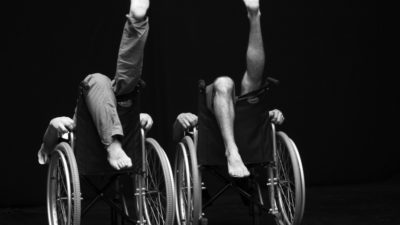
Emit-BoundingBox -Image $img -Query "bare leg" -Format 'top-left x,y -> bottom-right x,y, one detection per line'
241,0 -> 265,95
209,77 -> 250,178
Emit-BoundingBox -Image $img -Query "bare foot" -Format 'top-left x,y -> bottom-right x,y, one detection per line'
243,0 -> 260,17
129,0 -> 150,21
226,147 -> 250,178
107,140 -> 132,170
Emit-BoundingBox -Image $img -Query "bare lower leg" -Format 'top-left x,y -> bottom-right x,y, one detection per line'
241,0 -> 265,95
212,80 -> 250,178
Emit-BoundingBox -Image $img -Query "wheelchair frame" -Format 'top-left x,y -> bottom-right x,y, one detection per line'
174,121 -> 305,225
46,129 -> 176,225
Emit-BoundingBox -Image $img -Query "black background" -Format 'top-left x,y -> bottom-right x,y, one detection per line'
3,0 -> 396,207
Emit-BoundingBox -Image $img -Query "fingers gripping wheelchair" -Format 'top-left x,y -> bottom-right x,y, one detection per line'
45,81 -> 175,225
173,78 -> 306,225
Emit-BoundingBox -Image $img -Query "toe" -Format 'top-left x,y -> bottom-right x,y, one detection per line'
126,158 -> 132,168
121,160 -> 129,168
243,168 -> 250,177
118,160 -> 125,169
230,170 -> 240,178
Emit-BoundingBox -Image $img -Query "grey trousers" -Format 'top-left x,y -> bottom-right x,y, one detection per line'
73,15 -> 149,174
75,15 -> 149,147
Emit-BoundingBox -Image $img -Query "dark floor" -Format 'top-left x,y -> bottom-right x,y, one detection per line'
1,177 -> 400,225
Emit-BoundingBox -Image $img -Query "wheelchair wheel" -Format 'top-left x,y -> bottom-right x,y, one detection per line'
47,142 -> 81,225
141,138 -> 175,225
268,132 -> 305,225
161,145 -> 178,225
174,136 -> 201,225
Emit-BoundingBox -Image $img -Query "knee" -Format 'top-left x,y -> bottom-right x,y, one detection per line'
83,73 -> 112,90
213,76 -> 235,95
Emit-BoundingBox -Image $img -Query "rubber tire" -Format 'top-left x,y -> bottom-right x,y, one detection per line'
181,136 -> 202,225
142,138 -> 175,225
47,142 -> 81,225
269,132 -> 305,225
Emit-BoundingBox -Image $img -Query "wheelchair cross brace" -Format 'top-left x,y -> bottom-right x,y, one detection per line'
81,174 -> 138,224
201,166 -> 269,213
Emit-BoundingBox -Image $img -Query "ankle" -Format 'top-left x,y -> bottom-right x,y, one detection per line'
248,9 -> 261,19
127,12 -> 146,23
225,146 -> 239,157
107,136 -> 122,151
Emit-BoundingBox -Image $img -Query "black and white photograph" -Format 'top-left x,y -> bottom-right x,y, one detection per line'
2,0 -> 397,224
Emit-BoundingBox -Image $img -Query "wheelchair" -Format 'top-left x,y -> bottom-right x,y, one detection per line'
173,78 -> 306,225
45,80 -> 175,225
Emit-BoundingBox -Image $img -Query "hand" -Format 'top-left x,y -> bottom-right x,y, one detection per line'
268,109 -> 285,125
140,113 -> 153,132
176,113 -> 198,130
49,117 -> 75,135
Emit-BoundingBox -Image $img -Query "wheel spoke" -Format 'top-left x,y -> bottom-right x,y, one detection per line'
174,137 -> 200,225
146,193 -> 165,224
274,137 -> 297,223
144,143 -> 170,225
178,147 -> 194,224
278,183 -> 294,221
55,159 -> 68,225
47,144 -> 81,225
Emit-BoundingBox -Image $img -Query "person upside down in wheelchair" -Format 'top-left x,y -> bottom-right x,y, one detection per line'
173,0 -> 285,178
37,0 -> 152,171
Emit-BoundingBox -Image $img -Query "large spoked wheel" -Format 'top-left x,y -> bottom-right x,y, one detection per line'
268,132 -> 305,225
174,136 -> 201,225
141,138 -> 175,225
47,142 -> 81,225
